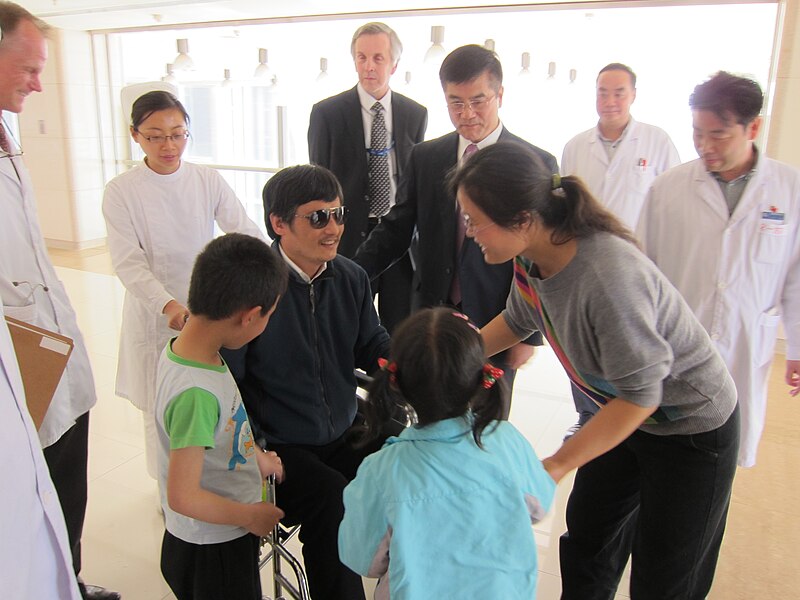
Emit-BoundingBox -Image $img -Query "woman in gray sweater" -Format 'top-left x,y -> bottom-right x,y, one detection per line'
449,142 -> 738,600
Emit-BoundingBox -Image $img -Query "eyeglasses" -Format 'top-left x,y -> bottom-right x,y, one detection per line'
447,95 -> 496,115
463,214 -> 496,236
296,206 -> 348,229
135,131 -> 190,144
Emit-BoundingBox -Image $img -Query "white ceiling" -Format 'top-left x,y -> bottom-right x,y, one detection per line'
27,0 -> 584,31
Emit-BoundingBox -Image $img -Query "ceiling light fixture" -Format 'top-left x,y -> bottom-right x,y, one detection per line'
173,38 -> 193,71
424,26 -> 446,63
162,63 -> 177,84
254,48 -> 272,80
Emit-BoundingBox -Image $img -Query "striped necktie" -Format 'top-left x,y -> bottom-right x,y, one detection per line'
368,102 -> 391,217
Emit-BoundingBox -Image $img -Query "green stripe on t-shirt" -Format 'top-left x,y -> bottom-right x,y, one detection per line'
164,388 -> 220,450
166,338 -> 227,373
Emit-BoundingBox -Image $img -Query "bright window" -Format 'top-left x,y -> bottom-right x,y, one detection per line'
102,2 -> 779,231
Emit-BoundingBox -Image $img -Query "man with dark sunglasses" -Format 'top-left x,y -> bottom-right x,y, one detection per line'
222,164 -> 390,600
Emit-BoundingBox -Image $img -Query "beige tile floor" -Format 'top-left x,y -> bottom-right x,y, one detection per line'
50,247 -> 798,599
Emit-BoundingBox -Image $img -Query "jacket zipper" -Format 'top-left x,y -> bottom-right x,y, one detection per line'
309,283 -> 334,435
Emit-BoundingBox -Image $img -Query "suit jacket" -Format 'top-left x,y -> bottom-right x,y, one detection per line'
308,86 -> 428,258
353,128 -> 558,344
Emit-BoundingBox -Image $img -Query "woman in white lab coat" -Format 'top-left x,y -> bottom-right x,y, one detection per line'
102,91 -> 265,478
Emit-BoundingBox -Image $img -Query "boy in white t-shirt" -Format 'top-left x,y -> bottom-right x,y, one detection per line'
154,233 -> 288,600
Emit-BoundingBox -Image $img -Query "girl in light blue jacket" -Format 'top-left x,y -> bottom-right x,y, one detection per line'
339,307 -> 555,599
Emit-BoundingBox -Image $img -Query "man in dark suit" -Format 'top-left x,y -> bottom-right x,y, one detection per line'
308,22 -> 427,333
353,44 -> 558,416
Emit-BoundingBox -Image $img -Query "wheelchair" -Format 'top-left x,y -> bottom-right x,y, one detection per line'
259,473 -> 310,600
258,370 -> 404,600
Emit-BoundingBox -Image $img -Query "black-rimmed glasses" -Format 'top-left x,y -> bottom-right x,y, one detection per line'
135,131 -> 190,144
295,206 -> 348,229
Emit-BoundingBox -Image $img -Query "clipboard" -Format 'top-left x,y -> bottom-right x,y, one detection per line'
4,316 -> 73,430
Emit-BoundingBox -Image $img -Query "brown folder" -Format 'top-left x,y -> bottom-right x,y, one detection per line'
4,316 -> 73,430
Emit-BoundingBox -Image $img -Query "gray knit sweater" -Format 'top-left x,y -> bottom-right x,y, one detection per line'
503,232 -> 736,436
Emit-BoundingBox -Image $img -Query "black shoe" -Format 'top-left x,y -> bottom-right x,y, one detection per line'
81,584 -> 121,600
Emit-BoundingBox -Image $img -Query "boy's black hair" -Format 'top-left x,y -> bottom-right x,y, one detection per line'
262,164 -> 343,239
187,233 -> 287,320
360,307 -> 504,448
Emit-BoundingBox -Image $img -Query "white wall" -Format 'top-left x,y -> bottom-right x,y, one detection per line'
19,29 -> 108,248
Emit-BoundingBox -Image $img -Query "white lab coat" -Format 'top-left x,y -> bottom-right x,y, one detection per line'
0,136 -> 96,448
637,157 -> 800,467
0,309 -> 82,599
102,161 -> 265,415
561,119 -> 680,229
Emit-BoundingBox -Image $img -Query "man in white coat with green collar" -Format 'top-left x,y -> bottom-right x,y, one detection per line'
638,71 -> 800,467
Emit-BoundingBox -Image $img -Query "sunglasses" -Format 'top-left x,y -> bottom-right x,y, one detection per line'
296,206 -> 348,229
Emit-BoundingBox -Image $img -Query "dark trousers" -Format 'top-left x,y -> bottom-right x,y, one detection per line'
370,248 -> 413,337
571,382 -> 601,421
269,429 -> 386,600
560,405 -> 740,600
161,531 -> 262,600
365,216 -> 413,336
43,411 -> 90,579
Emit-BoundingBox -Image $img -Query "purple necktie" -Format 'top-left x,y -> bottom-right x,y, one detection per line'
450,144 -> 480,306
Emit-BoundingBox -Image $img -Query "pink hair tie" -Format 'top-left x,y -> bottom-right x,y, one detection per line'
451,311 -> 480,332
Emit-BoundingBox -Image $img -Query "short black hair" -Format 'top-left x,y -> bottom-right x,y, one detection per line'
597,62 -> 636,88
439,44 -> 502,91
187,233 -> 287,320
262,164 -> 342,239
131,90 -> 190,130
689,71 -> 763,126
